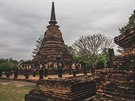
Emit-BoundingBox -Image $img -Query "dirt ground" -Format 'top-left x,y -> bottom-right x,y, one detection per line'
0,79 -> 36,87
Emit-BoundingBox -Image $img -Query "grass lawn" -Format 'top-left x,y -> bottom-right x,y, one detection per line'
0,83 -> 34,101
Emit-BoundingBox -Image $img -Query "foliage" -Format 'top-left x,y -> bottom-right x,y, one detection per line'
72,33 -> 113,68
66,45 -> 81,62
96,48 -> 110,67
119,10 -> 135,33
32,35 -> 44,58
0,58 -> 18,71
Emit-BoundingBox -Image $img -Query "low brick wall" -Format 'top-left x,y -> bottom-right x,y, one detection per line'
95,55 -> 135,101
25,77 -> 96,101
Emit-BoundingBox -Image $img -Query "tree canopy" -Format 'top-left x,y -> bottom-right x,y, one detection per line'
119,10 -> 135,33
0,58 -> 18,70
32,35 -> 44,58
72,33 -> 113,67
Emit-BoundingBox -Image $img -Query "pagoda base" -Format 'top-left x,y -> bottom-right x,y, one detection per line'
25,77 -> 96,101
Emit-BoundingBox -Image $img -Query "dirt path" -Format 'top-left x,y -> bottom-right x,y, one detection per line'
0,79 -> 36,87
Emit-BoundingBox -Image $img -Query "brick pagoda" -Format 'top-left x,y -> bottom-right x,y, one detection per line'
33,2 -> 72,64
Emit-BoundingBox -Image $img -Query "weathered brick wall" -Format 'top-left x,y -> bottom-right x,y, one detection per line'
25,77 -> 96,101
95,55 -> 135,101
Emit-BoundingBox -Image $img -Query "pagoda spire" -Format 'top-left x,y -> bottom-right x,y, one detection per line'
49,2 -> 57,25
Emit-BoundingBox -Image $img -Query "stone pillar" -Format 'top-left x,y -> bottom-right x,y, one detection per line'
58,63 -> 62,78
72,63 -> 76,77
108,48 -> 114,68
14,68 -> 18,79
0,68 -> 2,78
6,69 -> 10,78
44,64 -> 48,77
39,68 -> 44,80
32,68 -> 36,77
83,64 -> 87,75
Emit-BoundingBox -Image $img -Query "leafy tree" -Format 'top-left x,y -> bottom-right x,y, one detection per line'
66,45 -> 80,62
32,35 -> 44,58
0,58 -> 18,71
96,48 -> 110,67
119,10 -> 135,33
73,33 -> 113,68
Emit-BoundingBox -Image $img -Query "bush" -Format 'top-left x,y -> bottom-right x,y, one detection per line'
0,61 -> 18,71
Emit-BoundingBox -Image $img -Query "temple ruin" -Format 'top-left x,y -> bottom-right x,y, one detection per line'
33,2 -> 72,64
95,26 -> 135,100
25,1 -> 135,101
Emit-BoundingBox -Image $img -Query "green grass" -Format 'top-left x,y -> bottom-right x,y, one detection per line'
0,84 -> 34,101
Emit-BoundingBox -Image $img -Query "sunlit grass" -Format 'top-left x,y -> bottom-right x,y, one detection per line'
0,84 -> 34,101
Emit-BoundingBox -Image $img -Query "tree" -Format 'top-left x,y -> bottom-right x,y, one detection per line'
119,10 -> 135,33
73,33 -> 113,68
0,58 -> 18,71
32,35 -> 44,58
96,48 -> 110,67
66,45 -> 80,62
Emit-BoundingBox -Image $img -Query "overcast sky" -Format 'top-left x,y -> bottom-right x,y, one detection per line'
0,0 -> 134,60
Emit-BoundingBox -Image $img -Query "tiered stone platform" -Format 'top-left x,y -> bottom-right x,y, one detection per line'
114,28 -> 135,55
95,55 -> 135,101
25,77 -> 96,101
94,14 -> 135,100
